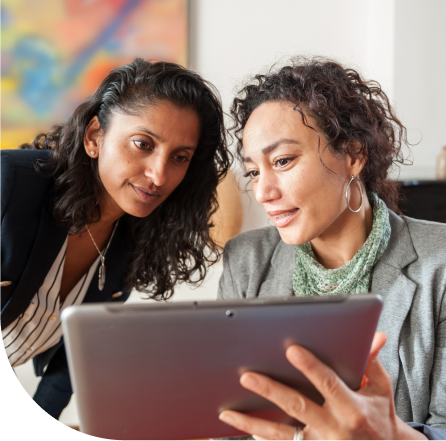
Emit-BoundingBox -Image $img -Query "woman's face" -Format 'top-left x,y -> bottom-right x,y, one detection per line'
242,101 -> 361,246
85,100 -> 200,219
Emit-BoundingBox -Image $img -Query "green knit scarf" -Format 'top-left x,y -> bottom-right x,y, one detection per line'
292,193 -> 391,296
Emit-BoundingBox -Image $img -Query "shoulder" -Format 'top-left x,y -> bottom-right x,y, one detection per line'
1,149 -> 51,170
1,149 -> 54,219
219,226 -> 283,299
405,216 -> 446,266
224,226 -> 283,262
405,217 -> 446,273
383,211 -> 446,307
222,226 -> 285,283
384,210 -> 446,267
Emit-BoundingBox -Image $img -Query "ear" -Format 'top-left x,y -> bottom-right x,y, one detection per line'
346,141 -> 367,179
84,116 -> 103,158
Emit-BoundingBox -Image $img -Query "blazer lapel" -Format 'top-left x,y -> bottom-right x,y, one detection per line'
371,211 -> 418,394
1,208 -> 66,329
258,238 -> 295,298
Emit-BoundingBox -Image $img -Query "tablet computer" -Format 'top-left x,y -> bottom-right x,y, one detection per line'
61,294 -> 382,440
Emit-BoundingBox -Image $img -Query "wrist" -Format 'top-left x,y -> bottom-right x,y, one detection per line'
396,418 -> 428,440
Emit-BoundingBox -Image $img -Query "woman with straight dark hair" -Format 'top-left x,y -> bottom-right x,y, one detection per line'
1,58 -> 231,419
218,57 -> 446,439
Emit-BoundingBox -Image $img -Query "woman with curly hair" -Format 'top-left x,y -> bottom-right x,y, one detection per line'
1,58 -> 231,419
218,57 -> 446,439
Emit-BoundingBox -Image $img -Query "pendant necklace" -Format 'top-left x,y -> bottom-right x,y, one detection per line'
86,219 -> 119,291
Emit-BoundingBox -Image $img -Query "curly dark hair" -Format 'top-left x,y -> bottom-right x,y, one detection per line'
230,56 -> 410,212
20,58 -> 232,299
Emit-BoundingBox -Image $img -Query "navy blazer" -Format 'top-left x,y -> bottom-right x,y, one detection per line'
1,149 -> 134,376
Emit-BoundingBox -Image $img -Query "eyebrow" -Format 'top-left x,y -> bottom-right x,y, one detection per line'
242,138 -> 300,162
135,126 -> 197,151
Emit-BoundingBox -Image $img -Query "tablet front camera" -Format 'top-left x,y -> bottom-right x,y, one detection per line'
226,310 -> 236,318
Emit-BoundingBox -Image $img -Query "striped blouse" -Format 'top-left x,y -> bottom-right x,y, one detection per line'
2,237 -> 101,368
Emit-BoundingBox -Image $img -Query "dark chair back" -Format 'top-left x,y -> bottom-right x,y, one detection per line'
399,180 -> 446,223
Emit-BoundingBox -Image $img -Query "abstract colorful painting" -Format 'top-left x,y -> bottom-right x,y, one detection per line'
1,0 -> 188,149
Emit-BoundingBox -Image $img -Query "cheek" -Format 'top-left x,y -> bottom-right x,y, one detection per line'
284,164 -> 345,238
167,165 -> 189,190
99,146 -> 139,183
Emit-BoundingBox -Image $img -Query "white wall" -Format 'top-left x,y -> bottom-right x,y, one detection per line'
393,0 -> 446,171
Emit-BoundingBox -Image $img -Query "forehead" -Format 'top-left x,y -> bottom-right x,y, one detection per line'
110,101 -> 200,138
243,101 -> 310,148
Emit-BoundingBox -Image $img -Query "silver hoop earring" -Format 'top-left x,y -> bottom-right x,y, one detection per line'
345,175 -> 364,213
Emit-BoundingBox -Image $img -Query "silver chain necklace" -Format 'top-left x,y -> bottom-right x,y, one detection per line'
86,220 -> 119,291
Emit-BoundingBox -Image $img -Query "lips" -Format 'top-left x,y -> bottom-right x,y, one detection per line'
131,184 -> 161,203
267,208 -> 299,228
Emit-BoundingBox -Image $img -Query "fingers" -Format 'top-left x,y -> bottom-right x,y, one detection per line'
252,436 -> 266,440
369,332 -> 387,361
219,410 -> 294,440
238,371 -> 328,428
286,345 -> 351,404
362,333 -> 393,393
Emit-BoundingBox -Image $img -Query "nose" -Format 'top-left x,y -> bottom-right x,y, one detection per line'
144,154 -> 168,187
253,170 -> 281,205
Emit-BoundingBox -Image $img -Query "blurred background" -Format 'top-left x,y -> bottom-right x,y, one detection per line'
2,0 -> 446,428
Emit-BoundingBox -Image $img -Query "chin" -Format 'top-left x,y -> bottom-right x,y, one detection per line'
122,203 -> 157,219
276,227 -> 310,246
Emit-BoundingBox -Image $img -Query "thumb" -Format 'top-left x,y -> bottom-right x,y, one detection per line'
369,332 -> 387,361
361,332 -> 388,390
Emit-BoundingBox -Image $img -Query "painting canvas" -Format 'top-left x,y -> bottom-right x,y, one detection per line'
1,0 -> 189,149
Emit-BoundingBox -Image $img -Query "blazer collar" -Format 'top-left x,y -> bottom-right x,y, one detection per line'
1,211 -> 134,329
375,210 -> 418,270
372,209 -> 418,394
1,208 -> 67,330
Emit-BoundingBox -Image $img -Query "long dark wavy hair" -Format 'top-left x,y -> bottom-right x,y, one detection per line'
20,58 -> 232,300
230,56 -> 411,212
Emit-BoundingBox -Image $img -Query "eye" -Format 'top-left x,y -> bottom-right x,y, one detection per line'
173,155 -> 190,164
243,170 -> 260,179
273,157 -> 294,168
133,139 -> 152,150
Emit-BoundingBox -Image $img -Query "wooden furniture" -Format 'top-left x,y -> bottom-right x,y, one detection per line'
211,170 -> 243,248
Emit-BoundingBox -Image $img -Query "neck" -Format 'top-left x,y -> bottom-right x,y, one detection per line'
90,193 -> 125,232
310,194 -> 373,269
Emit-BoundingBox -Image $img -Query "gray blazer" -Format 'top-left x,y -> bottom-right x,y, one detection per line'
218,210 -> 446,435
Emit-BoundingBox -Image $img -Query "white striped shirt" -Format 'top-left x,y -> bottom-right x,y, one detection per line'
2,237 -> 101,368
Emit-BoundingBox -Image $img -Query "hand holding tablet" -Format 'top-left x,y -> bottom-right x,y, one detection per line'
219,332 -> 425,440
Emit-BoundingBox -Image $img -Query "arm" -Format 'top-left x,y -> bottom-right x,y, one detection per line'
421,287 -> 446,434
1,152 -> 16,222
33,344 -> 73,420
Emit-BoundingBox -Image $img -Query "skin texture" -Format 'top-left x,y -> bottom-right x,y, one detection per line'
219,101 -> 426,439
58,101 -> 200,302
242,101 -> 372,269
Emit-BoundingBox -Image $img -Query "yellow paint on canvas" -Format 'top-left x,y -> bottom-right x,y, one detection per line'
1,129 -> 40,150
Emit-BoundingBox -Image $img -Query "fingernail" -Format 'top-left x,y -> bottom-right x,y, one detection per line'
240,373 -> 258,389
219,411 -> 234,424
